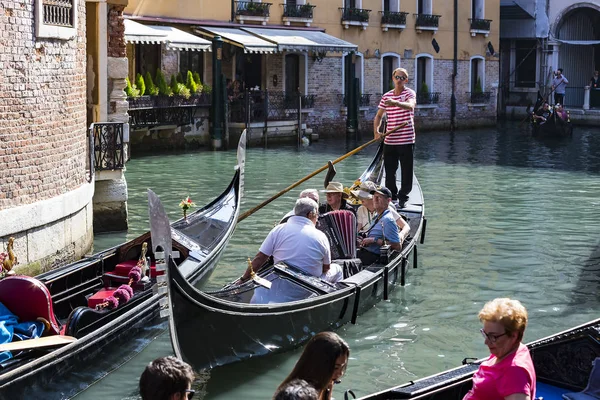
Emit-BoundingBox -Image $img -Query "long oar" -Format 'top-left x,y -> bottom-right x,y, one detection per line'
0,335 -> 77,352
237,122 -> 407,222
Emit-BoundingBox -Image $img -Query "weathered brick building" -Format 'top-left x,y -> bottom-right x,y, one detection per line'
0,0 -> 93,273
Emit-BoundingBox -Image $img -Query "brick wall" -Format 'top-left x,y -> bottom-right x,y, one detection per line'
108,5 -> 126,58
0,0 -> 88,209
162,46 -> 179,78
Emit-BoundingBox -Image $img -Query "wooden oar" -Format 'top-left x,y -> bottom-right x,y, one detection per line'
237,122 -> 408,222
0,335 -> 77,352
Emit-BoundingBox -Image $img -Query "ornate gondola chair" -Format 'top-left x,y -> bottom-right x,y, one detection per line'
563,357 -> 600,400
0,275 -> 61,336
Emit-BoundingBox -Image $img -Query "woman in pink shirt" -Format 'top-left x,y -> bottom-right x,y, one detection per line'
463,298 -> 536,400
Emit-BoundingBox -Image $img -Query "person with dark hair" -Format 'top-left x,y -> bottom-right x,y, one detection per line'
139,356 -> 195,400
551,68 -> 568,106
274,379 -> 319,400
275,332 -> 350,400
532,102 -> 551,125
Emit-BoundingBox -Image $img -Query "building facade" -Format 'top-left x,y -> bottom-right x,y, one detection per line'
0,0 -> 93,273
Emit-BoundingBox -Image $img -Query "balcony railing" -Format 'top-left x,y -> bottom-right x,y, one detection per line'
282,3 -> 315,18
416,92 -> 440,105
414,13 -> 441,28
91,122 -> 125,171
339,7 -> 371,23
469,18 -> 491,31
235,1 -> 272,17
230,90 -> 303,123
127,94 -> 211,129
338,93 -> 372,107
467,91 -> 491,103
380,11 -> 408,25
128,94 -> 211,109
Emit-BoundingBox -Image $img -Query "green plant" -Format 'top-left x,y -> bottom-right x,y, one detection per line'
474,77 -> 483,93
145,71 -> 159,96
124,76 -> 140,98
155,69 -> 172,96
135,73 -> 146,96
192,72 -> 204,93
420,81 -> 429,94
176,72 -> 184,84
202,84 -> 212,95
171,75 -> 191,99
186,71 -> 198,94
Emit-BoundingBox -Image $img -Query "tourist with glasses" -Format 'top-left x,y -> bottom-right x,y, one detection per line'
463,298 -> 536,400
139,356 -> 196,400
373,67 -> 417,209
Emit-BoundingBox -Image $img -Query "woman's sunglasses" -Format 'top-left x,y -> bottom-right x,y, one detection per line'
185,389 -> 196,399
394,75 -> 407,81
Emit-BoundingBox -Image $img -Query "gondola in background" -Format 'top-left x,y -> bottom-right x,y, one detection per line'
529,91 -> 573,138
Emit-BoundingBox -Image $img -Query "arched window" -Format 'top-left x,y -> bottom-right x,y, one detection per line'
381,53 -> 401,93
470,56 -> 485,92
414,53 -> 435,104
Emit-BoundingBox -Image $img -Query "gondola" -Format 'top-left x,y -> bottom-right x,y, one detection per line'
159,141 -> 426,371
353,317 -> 600,399
0,132 -> 246,396
532,111 -> 573,138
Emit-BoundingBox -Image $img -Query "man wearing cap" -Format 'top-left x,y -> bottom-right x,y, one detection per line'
373,67 -> 417,209
354,181 -> 411,236
357,186 -> 403,266
319,182 -> 356,216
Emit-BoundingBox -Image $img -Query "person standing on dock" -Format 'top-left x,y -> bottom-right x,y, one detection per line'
551,68 -> 568,106
373,68 -> 416,209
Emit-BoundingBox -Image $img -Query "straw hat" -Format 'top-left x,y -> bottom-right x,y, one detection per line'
322,182 -> 348,198
351,181 -> 376,200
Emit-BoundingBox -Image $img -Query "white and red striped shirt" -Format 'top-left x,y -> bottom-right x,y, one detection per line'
378,88 -> 416,145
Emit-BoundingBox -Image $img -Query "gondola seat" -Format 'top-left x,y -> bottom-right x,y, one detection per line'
87,287 -> 117,309
0,275 -> 61,335
563,357 -> 600,400
113,259 -> 162,278
332,258 -> 363,279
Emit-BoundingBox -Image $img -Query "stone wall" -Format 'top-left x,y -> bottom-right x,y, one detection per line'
0,0 -> 93,273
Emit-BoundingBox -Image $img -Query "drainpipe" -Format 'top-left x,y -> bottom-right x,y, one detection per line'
450,0 -> 458,131
231,0 -> 235,22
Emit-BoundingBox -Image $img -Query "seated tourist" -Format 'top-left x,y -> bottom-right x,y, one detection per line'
532,102 -> 551,124
242,198 -> 343,284
275,332 -> 349,400
354,181 -> 410,238
273,378 -> 319,400
281,189 -> 320,223
356,186 -> 402,266
139,356 -> 195,400
555,103 -> 568,121
319,182 -> 356,216
463,298 -> 536,400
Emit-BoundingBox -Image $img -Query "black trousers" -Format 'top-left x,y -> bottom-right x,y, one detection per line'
384,143 -> 414,202
554,93 -> 565,106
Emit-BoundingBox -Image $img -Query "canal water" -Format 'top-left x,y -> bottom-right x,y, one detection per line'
72,122 -> 600,400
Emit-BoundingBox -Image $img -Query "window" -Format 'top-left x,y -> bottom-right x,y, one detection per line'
344,0 -> 359,8
135,44 -> 161,77
383,0 -> 400,12
471,0 -> 484,19
342,53 -> 364,94
417,0 -> 432,14
514,40 -> 537,88
180,51 -> 204,83
381,54 -> 401,93
415,54 -> 435,104
470,56 -> 485,92
36,0 -> 77,40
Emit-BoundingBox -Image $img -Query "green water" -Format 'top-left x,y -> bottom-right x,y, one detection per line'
72,123 -> 600,400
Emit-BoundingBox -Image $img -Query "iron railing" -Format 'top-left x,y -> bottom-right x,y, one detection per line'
469,18 -> 491,31
229,90 -> 300,123
91,123 -> 125,171
282,3 -> 315,18
127,94 -> 211,129
235,1 -> 272,17
380,11 -> 408,25
414,13 -> 441,27
467,91 -> 492,103
127,94 -> 211,110
416,92 -> 440,105
42,0 -> 73,27
338,93 -> 372,107
339,7 -> 371,23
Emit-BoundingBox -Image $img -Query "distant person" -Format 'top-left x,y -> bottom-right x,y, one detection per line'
275,332 -> 349,400
273,379 -> 319,400
282,189 -> 320,222
463,298 -> 536,400
532,102 -> 551,124
357,186 -> 402,266
555,104 -> 568,121
319,182 -> 356,216
590,70 -> 599,89
551,68 -> 568,105
139,356 -> 195,400
373,67 -> 417,209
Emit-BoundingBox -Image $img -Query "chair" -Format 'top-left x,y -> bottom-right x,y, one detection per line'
563,357 -> 600,400
0,275 -> 61,335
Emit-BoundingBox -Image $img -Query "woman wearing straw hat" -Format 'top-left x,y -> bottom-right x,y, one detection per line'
353,181 -> 410,239
319,182 -> 356,216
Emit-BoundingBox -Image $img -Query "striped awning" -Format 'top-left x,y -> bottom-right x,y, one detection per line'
124,19 -> 211,51
195,26 -> 278,54
242,27 -> 358,53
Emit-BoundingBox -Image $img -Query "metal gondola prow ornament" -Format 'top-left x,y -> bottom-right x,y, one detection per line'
236,130 -> 247,202
148,189 -> 179,319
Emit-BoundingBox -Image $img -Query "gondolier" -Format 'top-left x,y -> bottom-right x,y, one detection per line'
373,68 -> 416,209
551,69 -> 568,106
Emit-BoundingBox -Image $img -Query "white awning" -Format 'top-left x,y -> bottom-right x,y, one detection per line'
124,19 -> 211,51
242,27 -> 358,53
555,39 -> 600,45
195,26 -> 278,54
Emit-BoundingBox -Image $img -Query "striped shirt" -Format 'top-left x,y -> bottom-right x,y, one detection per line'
378,88 -> 416,145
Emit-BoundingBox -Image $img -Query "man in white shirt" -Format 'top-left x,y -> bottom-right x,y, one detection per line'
551,68 -> 568,106
243,198 -> 343,283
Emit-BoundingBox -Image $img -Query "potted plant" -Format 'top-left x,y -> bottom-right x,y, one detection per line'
419,81 -> 430,104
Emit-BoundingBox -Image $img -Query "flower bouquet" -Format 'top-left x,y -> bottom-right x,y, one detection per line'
179,196 -> 196,220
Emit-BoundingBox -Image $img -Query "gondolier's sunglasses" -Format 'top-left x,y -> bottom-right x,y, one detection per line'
185,389 -> 196,399
394,75 -> 407,81
480,328 -> 507,343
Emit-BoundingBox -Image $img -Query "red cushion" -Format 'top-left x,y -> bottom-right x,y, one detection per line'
0,276 -> 61,335
114,259 -> 163,278
87,287 -> 117,308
